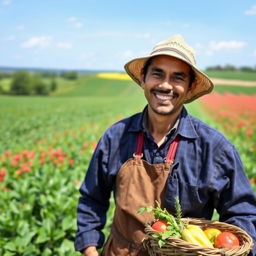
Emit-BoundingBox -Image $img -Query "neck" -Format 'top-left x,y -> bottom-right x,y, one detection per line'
147,107 -> 181,146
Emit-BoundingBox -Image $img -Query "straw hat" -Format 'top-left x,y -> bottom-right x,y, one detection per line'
124,34 -> 214,103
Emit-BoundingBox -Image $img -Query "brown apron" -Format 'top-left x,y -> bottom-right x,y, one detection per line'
103,132 -> 180,256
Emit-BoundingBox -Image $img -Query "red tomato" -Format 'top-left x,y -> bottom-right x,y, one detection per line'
214,231 -> 240,249
151,220 -> 168,232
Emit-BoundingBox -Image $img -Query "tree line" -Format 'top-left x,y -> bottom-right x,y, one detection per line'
205,64 -> 256,72
0,70 -> 78,96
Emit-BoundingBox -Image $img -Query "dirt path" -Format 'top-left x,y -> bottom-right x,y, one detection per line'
211,78 -> 256,87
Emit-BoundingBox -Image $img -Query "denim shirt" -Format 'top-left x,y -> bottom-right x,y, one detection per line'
75,107 -> 256,255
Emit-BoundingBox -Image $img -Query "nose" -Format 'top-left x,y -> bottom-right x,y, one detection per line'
159,79 -> 173,89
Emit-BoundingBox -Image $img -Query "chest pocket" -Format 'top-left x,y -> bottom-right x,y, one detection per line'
164,176 -> 215,220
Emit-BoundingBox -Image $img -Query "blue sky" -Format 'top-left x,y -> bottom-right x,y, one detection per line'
1,0 -> 256,71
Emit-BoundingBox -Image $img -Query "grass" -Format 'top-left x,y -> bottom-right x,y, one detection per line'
0,78 -> 11,91
0,94 -> 146,154
205,71 -> 256,81
52,74 -> 142,97
214,85 -> 256,95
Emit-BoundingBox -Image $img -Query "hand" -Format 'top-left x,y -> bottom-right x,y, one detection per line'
83,246 -> 99,256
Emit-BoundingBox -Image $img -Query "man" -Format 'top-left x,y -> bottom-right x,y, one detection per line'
75,35 -> 256,256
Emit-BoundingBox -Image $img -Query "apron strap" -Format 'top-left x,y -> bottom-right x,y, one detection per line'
134,132 -> 144,157
134,132 -> 180,163
165,135 -> 180,164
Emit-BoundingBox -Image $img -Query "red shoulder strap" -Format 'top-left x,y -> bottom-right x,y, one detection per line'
134,132 -> 144,157
134,132 -> 180,163
165,135 -> 180,164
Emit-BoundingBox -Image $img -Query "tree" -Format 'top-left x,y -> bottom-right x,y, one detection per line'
0,81 -> 3,94
10,71 -> 32,95
50,79 -> 57,92
240,66 -> 254,72
31,74 -> 49,95
60,71 -> 78,80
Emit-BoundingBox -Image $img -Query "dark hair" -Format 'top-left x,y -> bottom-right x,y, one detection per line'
189,68 -> 196,88
142,56 -> 196,88
141,58 -> 153,82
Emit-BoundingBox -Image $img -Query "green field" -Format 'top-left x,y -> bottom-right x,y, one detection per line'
214,85 -> 256,94
1,72 -> 256,154
205,70 -> 256,81
0,72 -> 255,255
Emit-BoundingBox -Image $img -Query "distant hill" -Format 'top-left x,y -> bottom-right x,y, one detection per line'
0,66 -> 121,75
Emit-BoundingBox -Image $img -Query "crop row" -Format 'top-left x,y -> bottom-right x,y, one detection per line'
0,92 -> 255,255
0,95 -> 145,256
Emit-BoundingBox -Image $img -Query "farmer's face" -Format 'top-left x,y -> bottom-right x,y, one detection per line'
141,55 -> 193,116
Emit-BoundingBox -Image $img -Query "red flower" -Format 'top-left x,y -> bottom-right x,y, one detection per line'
249,178 -> 256,184
22,150 -> 35,160
4,150 -> 12,157
40,156 -> 46,165
20,164 -> 31,173
11,159 -> 19,166
237,121 -> 245,128
14,154 -> 22,162
246,128 -> 253,136
91,141 -> 98,150
82,142 -> 89,149
0,168 -> 7,182
69,159 -> 75,165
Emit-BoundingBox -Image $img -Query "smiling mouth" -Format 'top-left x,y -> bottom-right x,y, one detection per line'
152,89 -> 177,101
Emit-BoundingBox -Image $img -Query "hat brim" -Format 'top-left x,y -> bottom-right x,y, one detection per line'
124,53 -> 214,104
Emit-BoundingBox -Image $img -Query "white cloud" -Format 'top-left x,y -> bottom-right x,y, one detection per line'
67,16 -> 78,22
2,0 -> 11,5
253,49 -> 256,56
21,36 -> 52,49
209,40 -> 246,51
244,5 -> 256,16
74,22 -> 84,28
57,42 -> 72,49
67,16 -> 84,29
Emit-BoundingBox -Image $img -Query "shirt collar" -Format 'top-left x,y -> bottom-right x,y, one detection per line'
128,106 -> 147,132
128,106 -> 198,140
142,110 -> 179,138
177,108 -> 199,139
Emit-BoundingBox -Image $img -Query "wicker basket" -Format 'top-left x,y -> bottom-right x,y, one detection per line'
143,218 -> 253,256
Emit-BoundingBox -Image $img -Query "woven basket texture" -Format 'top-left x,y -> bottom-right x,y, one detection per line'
144,218 -> 253,256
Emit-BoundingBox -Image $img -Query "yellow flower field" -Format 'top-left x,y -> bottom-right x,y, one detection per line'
97,72 -> 131,80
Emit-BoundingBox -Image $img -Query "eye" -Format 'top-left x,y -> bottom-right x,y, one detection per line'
151,71 -> 163,78
172,75 -> 185,82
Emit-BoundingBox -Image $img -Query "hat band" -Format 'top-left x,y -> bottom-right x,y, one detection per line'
150,47 -> 195,65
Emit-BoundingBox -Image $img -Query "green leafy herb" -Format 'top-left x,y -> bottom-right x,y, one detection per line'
138,197 -> 185,247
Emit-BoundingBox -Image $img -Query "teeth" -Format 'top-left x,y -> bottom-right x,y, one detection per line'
155,93 -> 173,100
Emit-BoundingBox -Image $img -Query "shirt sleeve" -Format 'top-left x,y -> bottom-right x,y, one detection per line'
74,134 -> 113,252
214,143 -> 256,256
